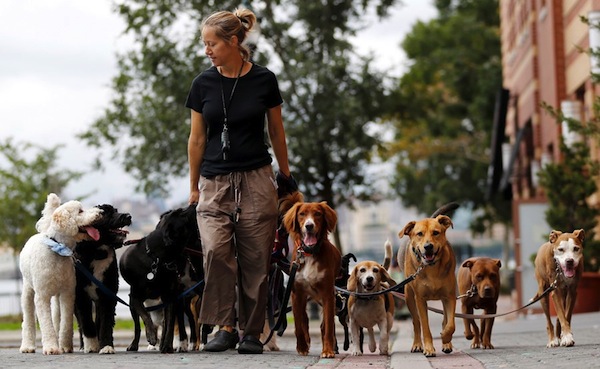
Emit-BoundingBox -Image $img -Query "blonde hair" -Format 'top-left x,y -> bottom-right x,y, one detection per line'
202,8 -> 257,61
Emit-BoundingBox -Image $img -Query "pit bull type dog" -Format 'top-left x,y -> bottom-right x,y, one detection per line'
399,214 -> 456,357
457,257 -> 501,349
533,229 -> 585,348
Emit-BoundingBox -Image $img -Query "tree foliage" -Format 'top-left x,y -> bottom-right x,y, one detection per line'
79,0 -> 397,214
384,0 -> 508,228
0,139 -> 83,254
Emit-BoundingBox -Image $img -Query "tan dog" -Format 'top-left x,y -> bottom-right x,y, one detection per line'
533,229 -> 584,348
347,241 -> 395,356
399,215 -> 456,357
457,257 -> 501,349
283,200 -> 341,358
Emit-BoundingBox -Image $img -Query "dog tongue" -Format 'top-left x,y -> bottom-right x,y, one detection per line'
85,226 -> 100,241
563,265 -> 576,278
303,234 -> 318,246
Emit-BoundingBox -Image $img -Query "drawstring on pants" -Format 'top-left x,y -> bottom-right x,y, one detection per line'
230,172 -> 243,224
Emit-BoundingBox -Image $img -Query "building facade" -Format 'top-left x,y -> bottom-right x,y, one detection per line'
498,0 -> 600,308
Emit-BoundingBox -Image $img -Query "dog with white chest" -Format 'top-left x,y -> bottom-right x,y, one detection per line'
19,193 -> 102,355
347,241 -> 395,356
533,229 -> 585,348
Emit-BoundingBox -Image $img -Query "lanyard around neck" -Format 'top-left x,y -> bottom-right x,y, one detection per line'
219,62 -> 244,127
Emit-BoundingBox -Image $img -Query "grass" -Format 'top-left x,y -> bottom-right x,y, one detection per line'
0,315 -> 138,331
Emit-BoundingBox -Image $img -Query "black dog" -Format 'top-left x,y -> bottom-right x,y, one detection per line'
119,204 -> 204,354
335,252 -> 357,352
74,204 -> 132,354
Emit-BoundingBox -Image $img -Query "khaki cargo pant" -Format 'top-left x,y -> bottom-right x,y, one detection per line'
196,165 -> 278,337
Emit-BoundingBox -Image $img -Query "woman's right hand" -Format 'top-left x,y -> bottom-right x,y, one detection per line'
189,190 -> 200,205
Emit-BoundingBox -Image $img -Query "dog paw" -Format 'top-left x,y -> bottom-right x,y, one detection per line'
19,346 -> 36,353
297,349 -> 309,356
441,342 -> 453,354
470,342 -> 480,349
264,342 -> 280,352
147,344 -> 158,351
560,333 -> 575,347
43,346 -> 62,355
379,348 -> 389,356
410,344 -> 423,353
464,332 -> 474,340
423,349 -> 436,357
99,345 -> 115,354
61,346 -> 73,354
547,338 -> 560,348
351,349 -> 363,356
320,350 -> 335,358
84,337 -> 99,353
368,341 -> 377,353
481,341 -> 494,349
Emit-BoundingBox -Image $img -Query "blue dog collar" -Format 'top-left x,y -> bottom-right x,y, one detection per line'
42,237 -> 73,257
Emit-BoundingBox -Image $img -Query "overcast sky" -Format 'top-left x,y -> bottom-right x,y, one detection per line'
0,0 -> 436,208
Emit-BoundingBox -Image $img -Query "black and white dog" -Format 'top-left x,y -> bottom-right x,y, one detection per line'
119,204 -> 204,354
74,204 -> 131,354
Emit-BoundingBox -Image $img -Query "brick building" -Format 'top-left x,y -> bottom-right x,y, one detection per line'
496,0 -> 600,308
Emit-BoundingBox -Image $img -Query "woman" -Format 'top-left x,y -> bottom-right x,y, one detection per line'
185,8 -> 296,354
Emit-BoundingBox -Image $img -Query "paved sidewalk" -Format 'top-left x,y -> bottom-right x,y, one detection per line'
0,298 -> 598,368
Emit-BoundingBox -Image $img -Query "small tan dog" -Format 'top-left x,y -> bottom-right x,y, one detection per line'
533,229 -> 584,348
457,257 -> 501,349
347,241 -> 395,356
399,214 -> 456,357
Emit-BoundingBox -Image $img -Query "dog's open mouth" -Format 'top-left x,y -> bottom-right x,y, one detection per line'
303,232 -> 318,247
561,262 -> 577,278
110,228 -> 130,236
423,249 -> 437,264
80,226 -> 100,241
362,283 -> 376,292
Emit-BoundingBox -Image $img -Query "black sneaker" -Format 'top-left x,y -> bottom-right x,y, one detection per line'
203,329 -> 239,352
238,335 -> 263,354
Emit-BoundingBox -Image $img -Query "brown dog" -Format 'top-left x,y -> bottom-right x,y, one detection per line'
533,229 -> 584,347
347,241 -> 395,356
399,215 -> 456,357
283,200 -> 341,358
457,257 -> 501,349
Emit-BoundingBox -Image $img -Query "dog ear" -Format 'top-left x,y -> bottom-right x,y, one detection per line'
549,230 -> 562,243
379,266 -> 396,286
494,259 -> 502,269
461,259 -> 474,269
573,229 -> 585,243
399,221 -> 416,238
50,206 -> 79,236
436,215 -> 454,229
283,202 -> 302,236
347,266 -> 358,291
319,202 -> 337,234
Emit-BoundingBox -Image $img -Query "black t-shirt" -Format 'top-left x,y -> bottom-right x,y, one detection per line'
185,63 -> 283,177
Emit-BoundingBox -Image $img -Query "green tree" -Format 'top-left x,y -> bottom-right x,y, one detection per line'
0,138 -> 83,254
79,0 -> 399,249
384,0 -> 509,230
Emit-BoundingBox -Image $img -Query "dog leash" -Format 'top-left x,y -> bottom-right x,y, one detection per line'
261,261 -> 299,346
334,264 -> 423,298
74,259 -> 206,311
390,281 -> 557,320
74,259 -> 131,307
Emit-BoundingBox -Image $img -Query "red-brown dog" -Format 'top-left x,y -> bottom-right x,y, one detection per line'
533,229 -> 584,347
457,257 -> 501,349
283,201 -> 341,358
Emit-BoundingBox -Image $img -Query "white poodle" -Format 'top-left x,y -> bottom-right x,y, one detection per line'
19,193 -> 102,355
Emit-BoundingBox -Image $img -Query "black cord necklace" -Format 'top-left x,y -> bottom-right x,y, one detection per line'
219,61 -> 244,161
